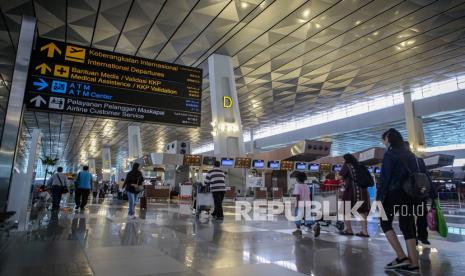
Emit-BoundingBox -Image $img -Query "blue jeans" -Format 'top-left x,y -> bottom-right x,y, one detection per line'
295,207 -> 313,228
128,192 -> 137,216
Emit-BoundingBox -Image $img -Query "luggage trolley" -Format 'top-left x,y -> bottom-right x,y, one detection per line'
310,182 -> 345,231
193,184 -> 214,218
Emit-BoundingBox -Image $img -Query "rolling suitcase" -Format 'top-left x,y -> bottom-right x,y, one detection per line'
140,196 -> 147,210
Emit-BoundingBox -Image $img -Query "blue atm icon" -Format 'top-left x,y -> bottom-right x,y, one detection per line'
51,80 -> 67,94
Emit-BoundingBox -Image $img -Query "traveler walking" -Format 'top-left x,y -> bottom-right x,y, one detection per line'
122,163 -> 144,219
338,154 -> 371,237
74,166 -> 93,211
379,128 -> 420,274
405,141 -> 435,245
292,171 -> 316,236
205,161 -> 226,220
47,167 -> 68,211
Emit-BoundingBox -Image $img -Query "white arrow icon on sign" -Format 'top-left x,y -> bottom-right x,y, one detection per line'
30,95 -> 46,107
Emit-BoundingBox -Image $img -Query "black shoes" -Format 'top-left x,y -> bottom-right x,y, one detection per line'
395,265 -> 420,274
419,239 -> 431,245
384,257 -> 410,270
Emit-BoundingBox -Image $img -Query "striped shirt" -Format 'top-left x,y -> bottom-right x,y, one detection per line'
205,168 -> 226,192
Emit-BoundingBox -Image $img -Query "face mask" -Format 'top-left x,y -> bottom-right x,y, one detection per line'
384,142 -> 390,149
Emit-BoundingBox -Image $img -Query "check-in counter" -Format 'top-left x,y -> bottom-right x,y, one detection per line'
145,185 -> 170,200
180,184 -> 192,199
272,187 -> 283,201
224,186 -> 236,201
254,187 -> 267,200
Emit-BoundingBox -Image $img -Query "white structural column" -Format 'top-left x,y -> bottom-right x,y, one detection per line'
88,159 -> 96,174
7,129 -> 41,230
403,88 -> 426,154
0,16 -> 36,211
128,125 -> 142,161
208,54 -> 245,157
249,129 -> 255,154
102,147 -> 111,181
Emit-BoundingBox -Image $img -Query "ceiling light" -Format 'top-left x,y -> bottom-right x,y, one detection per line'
315,23 -> 321,28
241,2 -> 249,8
355,20 -> 361,25
407,39 -> 415,45
303,9 -> 310,17
372,31 -> 379,36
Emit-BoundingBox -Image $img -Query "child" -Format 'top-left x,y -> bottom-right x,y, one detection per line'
293,171 -> 319,236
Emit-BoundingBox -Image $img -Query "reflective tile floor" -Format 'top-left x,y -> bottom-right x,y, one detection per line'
1,198 -> 465,276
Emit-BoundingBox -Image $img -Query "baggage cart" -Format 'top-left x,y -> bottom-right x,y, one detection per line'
309,183 -> 345,231
193,184 -> 214,218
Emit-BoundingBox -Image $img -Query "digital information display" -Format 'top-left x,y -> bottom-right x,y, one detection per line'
235,158 -> 251,168
308,163 -> 320,172
280,161 -> 294,171
25,38 -> 202,126
375,167 -> 381,174
267,161 -> 280,169
295,162 -> 307,171
319,163 -> 332,171
183,155 -> 202,166
221,158 -> 234,167
252,160 -> 265,169
368,166 -> 374,173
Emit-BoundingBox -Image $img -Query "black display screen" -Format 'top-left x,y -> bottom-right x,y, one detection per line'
202,156 -> 216,166
25,37 -> 202,126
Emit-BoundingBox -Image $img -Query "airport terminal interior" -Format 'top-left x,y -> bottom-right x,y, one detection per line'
1,0 -> 465,275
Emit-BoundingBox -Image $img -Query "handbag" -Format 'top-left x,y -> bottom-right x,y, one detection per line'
435,199 -> 448,237
427,207 -> 437,231
57,174 -> 69,194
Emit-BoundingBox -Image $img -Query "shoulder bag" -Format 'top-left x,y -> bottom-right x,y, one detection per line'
57,174 -> 69,194
399,156 -> 431,201
131,175 -> 144,193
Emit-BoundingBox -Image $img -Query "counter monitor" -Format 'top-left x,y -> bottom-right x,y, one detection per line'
252,160 -> 265,169
332,164 -> 343,173
375,167 -> 381,175
295,162 -> 307,171
267,160 -> 280,169
368,166 -> 374,174
221,158 -> 234,167
309,163 -> 320,172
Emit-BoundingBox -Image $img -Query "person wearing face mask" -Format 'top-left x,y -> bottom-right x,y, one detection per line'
378,128 -> 420,274
122,163 -> 144,219
405,141 -> 435,246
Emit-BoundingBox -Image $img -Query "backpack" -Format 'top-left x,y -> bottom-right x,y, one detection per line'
356,164 -> 375,188
399,157 -> 431,201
